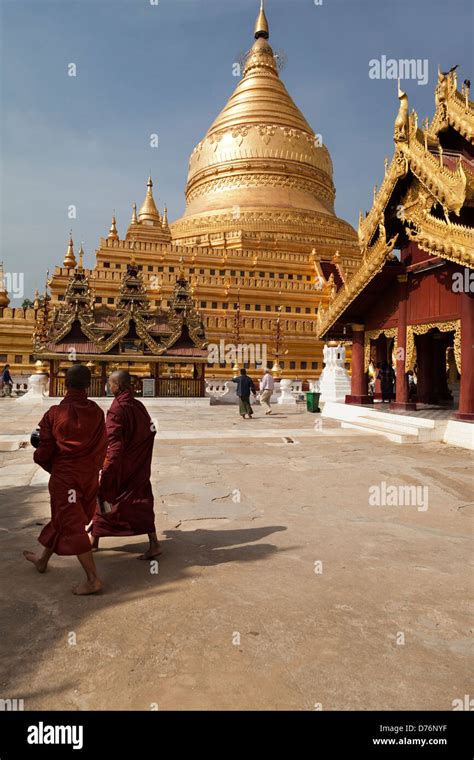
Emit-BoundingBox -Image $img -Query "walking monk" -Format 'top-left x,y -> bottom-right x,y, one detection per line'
23,364 -> 107,595
90,370 -> 161,560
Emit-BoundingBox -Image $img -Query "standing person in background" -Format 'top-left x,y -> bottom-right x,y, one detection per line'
232,368 -> 257,419
2,364 -> 13,397
378,360 -> 395,403
259,368 -> 274,415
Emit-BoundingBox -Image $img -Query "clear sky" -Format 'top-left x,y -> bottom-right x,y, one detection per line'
0,0 -> 472,300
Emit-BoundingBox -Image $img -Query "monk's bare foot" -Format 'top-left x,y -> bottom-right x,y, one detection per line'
23,550 -> 48,573
72,578 -> 103,595
138,545 -> 162,560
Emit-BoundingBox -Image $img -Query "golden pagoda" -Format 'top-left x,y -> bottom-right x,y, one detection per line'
0,1 -> 361,383
171,0 -> 357,255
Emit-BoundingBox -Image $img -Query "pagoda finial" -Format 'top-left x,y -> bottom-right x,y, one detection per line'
0,262 -> 10,308
162,204 -> 169,228
64,232 -> 76,269
77,244 -> 84,272
138,175 -> 161,224
178,256 -> 185,279
108,213 -> 119,240
34,289 -> 40,310
254,0 -> 269,40
131,203 -> 138,224
44,269 -> 50,299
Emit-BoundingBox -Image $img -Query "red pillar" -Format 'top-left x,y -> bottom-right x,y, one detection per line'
346,324 -> 373,405
391,275 -> 416,411
454,290 -> 474,421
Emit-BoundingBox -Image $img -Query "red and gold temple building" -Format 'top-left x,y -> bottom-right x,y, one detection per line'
318,69 -> 474,421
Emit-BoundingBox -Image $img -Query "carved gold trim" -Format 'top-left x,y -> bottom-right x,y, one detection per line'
364,328 -> 398,372
406,320 -> 461,373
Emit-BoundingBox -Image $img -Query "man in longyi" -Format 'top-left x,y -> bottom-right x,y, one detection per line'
23,364 -> 108,595
90,370 -> 161,560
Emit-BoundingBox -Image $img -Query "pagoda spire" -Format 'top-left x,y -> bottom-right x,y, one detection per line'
131,203 -> 138,224
138,176 -> 161,224
77,243 -> 85,272
162,204 -> 169,229
108,213 -> 119,240
63,232 -> 76,268
0,262 -> 10,308
254,0 -> 269,40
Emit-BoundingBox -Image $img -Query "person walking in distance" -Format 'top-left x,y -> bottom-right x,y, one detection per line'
232,368 -> 257,419
259,368 -> 274,415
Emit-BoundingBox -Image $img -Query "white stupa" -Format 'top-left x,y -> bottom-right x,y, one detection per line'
318,343 -> 351,403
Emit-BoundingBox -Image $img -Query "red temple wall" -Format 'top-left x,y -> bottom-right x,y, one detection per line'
364,261 -> 461,330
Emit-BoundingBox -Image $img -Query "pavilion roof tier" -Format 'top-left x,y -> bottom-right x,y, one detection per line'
34,261 -> 208,360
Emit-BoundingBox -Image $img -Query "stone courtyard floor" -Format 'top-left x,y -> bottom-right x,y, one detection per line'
0,398 -> 472,710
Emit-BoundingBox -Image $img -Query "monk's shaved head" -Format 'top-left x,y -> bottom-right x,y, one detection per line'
66,364 -> 91,390
108,370 -> 132,395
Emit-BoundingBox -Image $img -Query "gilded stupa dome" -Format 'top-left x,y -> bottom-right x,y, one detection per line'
171,1 -> 357,250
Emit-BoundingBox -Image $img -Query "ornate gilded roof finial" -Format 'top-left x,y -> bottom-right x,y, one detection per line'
462,79 -> 470,107
178,256 -> 185,279
162,205 -> 169,228
77,242 -> 84,272
64,231 -> 76,268
138,176 -> 161,224
34,289 -> 40,310
422,117 -> 429,151
0,262 -> 10,308
131,202 -> 138,224
394,79 -> 409,143
384,156 -> 389,175
44,269 -> 50,299
373,184 -> 377,203
254,0 -> 269,40
108,213 -> 119,240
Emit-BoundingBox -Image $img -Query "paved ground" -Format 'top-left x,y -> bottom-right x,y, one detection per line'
0,398 -> 472,710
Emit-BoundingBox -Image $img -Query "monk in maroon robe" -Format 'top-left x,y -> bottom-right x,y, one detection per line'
90,370 -> 161,559
23,364 -> 107,595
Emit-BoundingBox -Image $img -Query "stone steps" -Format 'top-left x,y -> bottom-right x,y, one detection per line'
341,416 -> 437,444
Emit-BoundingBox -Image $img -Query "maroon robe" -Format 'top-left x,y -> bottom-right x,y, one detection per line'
91,389 -> 156,537
34,389 -> 107,556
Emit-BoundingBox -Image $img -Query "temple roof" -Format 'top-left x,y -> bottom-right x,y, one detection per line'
318,69 -> 474,338
34,261 -> 208,359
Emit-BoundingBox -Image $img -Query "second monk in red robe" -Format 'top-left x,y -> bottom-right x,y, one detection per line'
91,370 -> 161,559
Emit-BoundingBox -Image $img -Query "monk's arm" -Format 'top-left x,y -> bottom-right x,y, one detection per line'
33,411 -> 56,473
99,411 -> 125,502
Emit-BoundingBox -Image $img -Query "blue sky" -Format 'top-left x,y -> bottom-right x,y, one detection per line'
1,0 -> 472,300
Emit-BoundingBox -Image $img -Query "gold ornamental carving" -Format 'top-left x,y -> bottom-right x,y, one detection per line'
405,320 -> 461,374
364,328 -> 398,372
